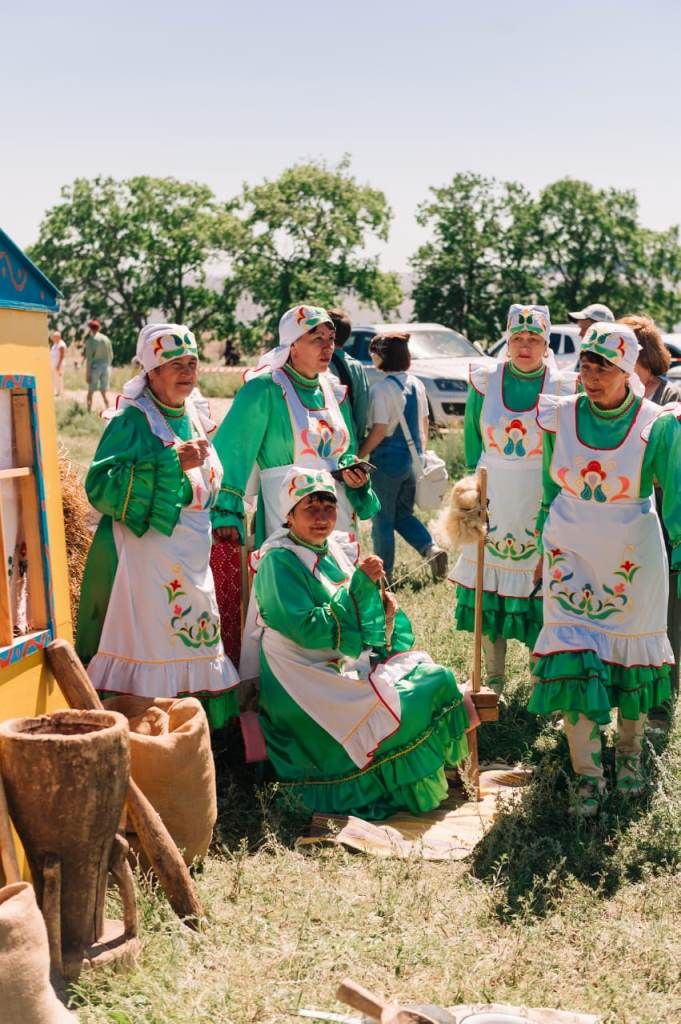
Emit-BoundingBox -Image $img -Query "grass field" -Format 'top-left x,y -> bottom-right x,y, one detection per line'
55,410 -> 681,1023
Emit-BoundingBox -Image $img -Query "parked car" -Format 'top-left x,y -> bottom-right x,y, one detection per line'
343,323 -> 492,427
488,323 -> 581,370
663,334 -> 681,379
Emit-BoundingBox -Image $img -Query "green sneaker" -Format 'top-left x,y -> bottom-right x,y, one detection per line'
569,777 -> 604,818
616,755 -> 644,795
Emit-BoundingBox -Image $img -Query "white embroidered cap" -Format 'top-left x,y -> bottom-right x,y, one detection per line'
580,322 -> 641,375
244,304 -> 334,382
506,304 -> 551,343
279,466 -> 337,521
122,323 -> 199,399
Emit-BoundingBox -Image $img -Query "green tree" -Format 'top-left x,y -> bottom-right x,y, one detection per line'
231,157 -> 402,348
411,172 -> 541,344
29,176 -> 240,363
532,178 -> 652,321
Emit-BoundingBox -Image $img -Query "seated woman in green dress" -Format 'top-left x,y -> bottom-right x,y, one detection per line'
75,323 -> 239,729
246,466 -> 470,819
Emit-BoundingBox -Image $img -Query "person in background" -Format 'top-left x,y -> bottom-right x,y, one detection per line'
620,313 -> 681,692
84,318 -> 114,412
568,302 -> 615,340
449,304 -> 575,693
49,330 -> 67,397
327,308 -> 371,444
359,331 -> 448,582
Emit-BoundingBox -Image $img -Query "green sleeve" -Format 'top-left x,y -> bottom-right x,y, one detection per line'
336,397 -> 381,520
85,408 -> 189,538
645,415 -> 681,573
534,430 -> 560,552
211,377 -> 273,539
463,387 -> 484,472
350,359 -> 371,442
254,550 -> 387,658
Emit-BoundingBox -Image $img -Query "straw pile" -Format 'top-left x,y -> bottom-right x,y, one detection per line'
58,451 -> 93,622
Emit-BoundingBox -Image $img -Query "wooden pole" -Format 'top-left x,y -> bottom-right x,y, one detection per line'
471,466 -> 488,694
46,640 -> 204,929
0,771 -> 21,885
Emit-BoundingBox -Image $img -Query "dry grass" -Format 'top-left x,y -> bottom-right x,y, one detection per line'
58,452 -> 94,622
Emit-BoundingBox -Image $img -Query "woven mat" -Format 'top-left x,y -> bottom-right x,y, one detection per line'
296,766 -> 532,862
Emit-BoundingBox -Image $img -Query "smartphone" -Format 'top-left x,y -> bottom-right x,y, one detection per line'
330,460 -> 376,480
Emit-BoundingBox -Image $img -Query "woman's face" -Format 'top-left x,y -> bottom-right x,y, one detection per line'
289,323 -> 335,378
507,330 -> 547,372
579,356 -> 628,408
287,493 -> 338,545
148,355 -> 199,407
634,358 -> 652,385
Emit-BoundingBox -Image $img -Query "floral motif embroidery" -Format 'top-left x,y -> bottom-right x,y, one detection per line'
153,331 -> 198,361
287,471 -> 336,503
294,305 -> 328,329
486,417 -> 542,459
582,327 -> 626,364
300,418 -> 347,459
548,551 -> 639,621
556,458 -> 632,503
164,574 -> 220,648
487,526 -> 537,561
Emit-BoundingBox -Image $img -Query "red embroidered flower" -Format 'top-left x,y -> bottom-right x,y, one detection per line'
173,603 -> 183,615
169,579 -> 182,592
552,569 -> 562,580
621,560 -> 635,573
581,460 -> 606,480
614,583 -> 626,594
550,548 -> 562,558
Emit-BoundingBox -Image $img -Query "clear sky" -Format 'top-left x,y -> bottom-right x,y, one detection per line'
4,0 -> 680,270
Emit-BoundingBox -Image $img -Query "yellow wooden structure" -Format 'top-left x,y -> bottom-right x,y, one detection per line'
0,230 -> 70,876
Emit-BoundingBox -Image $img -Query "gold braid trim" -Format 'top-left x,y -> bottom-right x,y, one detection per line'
120,466 -> 135,523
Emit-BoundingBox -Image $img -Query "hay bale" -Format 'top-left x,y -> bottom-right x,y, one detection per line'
59,452 -> 93,622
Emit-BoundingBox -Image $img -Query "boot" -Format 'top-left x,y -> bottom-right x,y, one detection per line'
616,712 -> 646,795
564,713 -> 605,817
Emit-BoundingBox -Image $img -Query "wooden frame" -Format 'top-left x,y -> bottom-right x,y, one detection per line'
0,375 -> 54,664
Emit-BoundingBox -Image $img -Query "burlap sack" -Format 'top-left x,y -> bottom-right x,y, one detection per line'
103,696 -> 216,866
0,881 -> 78,1023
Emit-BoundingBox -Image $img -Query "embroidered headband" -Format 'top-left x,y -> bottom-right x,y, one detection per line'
279,466 -> 337,520
580,322 -> 640,375
122,323 -> 199,399
244,304 -> 334,382
506,304 -> 551,343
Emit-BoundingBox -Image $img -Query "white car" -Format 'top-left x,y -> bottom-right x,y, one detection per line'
488,322 -> 581,370
343,322 -> 492,427
663,334 -> 681,379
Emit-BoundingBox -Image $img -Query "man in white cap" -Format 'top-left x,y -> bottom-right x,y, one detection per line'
568,302 -> 615,340
212,304 -> 379,550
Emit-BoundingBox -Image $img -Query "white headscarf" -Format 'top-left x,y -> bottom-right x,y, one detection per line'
244,305 -> 334,382
496,303 -> 557,368
278,466 -> 337,521
122,323 -> 199,399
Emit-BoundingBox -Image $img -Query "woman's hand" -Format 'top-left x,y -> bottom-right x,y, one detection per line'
341,467 -> 368,489
177,439 -> 209,471
358,555 -> 384,582
213,526 -> 240,544
532,557 -> 543,587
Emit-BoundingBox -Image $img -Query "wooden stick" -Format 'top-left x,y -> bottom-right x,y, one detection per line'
46,639 -> 204,929
0,771 -> 21,885
471,466 -> 488,695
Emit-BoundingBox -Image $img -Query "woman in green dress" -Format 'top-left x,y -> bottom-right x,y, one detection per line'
247,466 -> 470,819
449,304 -> 576,693
75,323 -> 239,729
529,322 -> 681,814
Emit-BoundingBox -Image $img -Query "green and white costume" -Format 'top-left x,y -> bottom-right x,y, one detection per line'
529,387 -> 681,723
76,324 -> 239,728
248,517 -> 469,819
451,358 -> 575,649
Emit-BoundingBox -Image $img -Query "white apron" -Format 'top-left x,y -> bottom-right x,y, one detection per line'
242,530 -> 435,769
450,362 -> 574,599
88,393 -> 239,698
534,393 -> 674,669
259,369 -> 356,542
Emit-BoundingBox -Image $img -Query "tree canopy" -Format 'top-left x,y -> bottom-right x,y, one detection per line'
29,176 -> 239,363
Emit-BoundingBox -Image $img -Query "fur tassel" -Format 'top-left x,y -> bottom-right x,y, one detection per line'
434,474 -> 485,550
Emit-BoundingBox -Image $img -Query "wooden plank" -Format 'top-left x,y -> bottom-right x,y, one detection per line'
0,467 -> 31,481
0,495 -> 12,645
11,393 -> 48,631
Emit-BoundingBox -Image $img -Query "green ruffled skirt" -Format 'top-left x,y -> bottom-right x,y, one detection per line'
528,649 -> 672,725
259,658 -> 470,820
454,584 -> 543,648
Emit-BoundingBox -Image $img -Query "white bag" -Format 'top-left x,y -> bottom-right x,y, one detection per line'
396,404 -> 449,511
